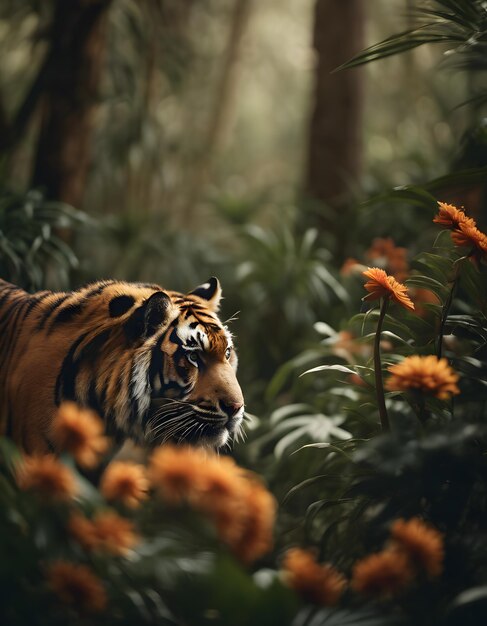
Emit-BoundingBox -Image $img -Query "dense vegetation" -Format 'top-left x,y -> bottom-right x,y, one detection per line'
1,1 -> 487,624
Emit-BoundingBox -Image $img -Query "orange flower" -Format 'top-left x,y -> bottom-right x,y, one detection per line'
68,513 -> 100,551
386,355 -> 460,399
391,518 -> 444,578
149,445 -> 276,563
351,549 -> 413,597
69,511 -> 138,556
450,221 -> 487,262
433,201 -> 487,265
100,461 -> 149,508
16,454 -> 77,500
362,267 -> 415,311
51,402 -> 109,468
191,456 -> 247,544
365,237 -> 409,282
340,258 -> 364,276
92,511 -> 138,556
282,548 -> 346,606
433,201 -> 476,230
149,445 -> 207,504
229,478 -> 276,563
47,561 -> 107,614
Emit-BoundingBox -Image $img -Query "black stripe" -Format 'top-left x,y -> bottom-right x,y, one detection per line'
0,285 -> 16,307
23,292 -> 52,320
160,380 -> 186,395
55,331 -> 89,405
169,328 -> 183,346
37,294 -> 70,330
109,295 -> 135,317
88,379 -> 104,418
49,302 -> 84,330
55,329 -> 113,405
0,290 -> 19,328
148,334 -> 166,390
0,300 -> 19,328
1,298 -> 30,359
83,280 -> 117,299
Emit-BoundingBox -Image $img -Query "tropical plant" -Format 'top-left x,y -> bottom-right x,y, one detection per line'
232,225 -> 349,405
254,198 -> 487,625
340,0 -> 487,100
0,186 -> 90,291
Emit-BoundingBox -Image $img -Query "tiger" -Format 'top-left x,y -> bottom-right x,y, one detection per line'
0,276 -> 245,455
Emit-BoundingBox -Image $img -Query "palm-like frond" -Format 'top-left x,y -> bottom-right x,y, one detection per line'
339,0 -> 487,73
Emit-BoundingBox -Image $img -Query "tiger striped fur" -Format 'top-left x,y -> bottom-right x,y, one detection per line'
0,277 -> 244,454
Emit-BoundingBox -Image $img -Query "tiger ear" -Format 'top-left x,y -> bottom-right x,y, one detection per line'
125,291 -> 171,341
189,277 -> 222,311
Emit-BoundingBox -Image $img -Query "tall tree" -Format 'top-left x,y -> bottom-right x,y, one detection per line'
31,0 -> 113,207
305,0 -> 365,240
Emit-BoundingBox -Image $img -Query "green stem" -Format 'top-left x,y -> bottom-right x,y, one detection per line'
437,259 -> 463,359
374,297 -> 390,432
414,394 -> 429,425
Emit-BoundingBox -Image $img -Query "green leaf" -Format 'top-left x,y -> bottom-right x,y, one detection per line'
301,364 -> 356,377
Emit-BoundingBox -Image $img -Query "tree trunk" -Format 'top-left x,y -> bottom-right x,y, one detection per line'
305,0 -> 365,236
31,0 -> 112,207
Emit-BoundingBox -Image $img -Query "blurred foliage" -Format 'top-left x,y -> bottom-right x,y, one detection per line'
0,186 -> 89,291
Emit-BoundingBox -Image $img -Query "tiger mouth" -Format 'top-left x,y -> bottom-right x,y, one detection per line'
146,398 -> 242,447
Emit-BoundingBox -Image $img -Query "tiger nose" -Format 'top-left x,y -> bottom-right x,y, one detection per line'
220,401 -> 244,418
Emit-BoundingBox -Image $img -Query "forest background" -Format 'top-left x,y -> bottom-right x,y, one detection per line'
1,1 -> 487,625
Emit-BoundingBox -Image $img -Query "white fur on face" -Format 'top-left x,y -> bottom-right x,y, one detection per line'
176,325 -> 209,351
131,351 -> 152,416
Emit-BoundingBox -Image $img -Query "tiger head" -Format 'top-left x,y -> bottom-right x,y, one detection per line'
122,277 -> 244,449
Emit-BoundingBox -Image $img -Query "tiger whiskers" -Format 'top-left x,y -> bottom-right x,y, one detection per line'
147,410 -> 194,442
223,311 -> 240,325
145,397 -> 247,447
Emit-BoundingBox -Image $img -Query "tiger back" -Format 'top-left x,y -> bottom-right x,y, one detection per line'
0,277 -> 244,454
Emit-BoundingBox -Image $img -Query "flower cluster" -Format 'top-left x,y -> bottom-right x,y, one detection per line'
386,355 -> 460,400
351,517 -> 444,598
149,445 -> 276,563
69,510 -> 139,556
10,401 -> 279,618
434,201 -> 487,266
281,548 -> 346,606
